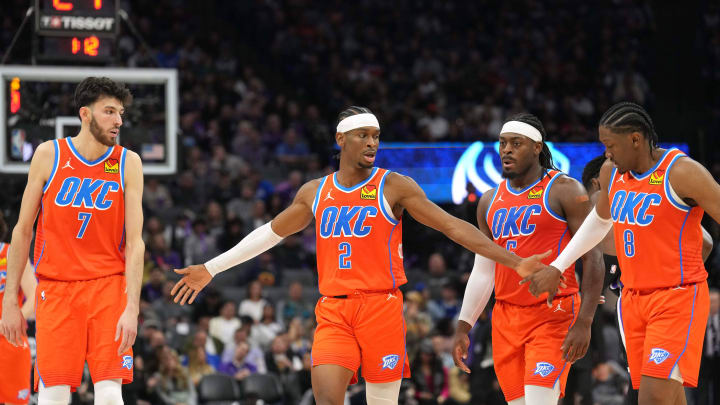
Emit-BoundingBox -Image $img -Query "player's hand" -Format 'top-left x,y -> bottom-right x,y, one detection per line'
520,266 -> 567,306
514,250 -> 552,278
0,300 -> 27,347
115,306 -> 138,355
561,319 -> 592,363
172,264 -> 212,305
452,331 -> 472,374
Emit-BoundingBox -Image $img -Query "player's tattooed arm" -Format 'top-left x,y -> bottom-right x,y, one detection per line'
386,173 -> 550,275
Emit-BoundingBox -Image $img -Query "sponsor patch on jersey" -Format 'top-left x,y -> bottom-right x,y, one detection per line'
533,362 -> 555,377
528,186 -> 543,199
122,355 -> 133,369
648,348 -> 670,364
649,169 -> 665,185
104,158 -> 119,174
17,389 -> 29,400
381,354 -> 399,370
0,257 -> 6,266
361,184 -> 377,200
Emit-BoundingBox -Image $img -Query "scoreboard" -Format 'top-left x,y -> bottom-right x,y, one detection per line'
34,0 -> 118,62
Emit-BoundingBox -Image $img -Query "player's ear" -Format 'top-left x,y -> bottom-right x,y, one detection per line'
336,131 -> 344,147
631,131 -> 642,147
79,106 -> 91,122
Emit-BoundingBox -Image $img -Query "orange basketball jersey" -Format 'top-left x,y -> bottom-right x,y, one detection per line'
34,137 -> 127,281
0,243 -> 24,310
313,168 -> 406,296
608,148 -> 706,289
486,170 -> 579,305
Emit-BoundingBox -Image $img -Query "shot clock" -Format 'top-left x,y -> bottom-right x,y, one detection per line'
34,0 -> 118,62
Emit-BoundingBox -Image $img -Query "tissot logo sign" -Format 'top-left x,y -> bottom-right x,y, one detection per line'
40,16 -> 115,32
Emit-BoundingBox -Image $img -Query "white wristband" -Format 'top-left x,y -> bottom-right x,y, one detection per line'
204,222 -> 284,276
458,254 -> 495,327
550,207 -> 612,272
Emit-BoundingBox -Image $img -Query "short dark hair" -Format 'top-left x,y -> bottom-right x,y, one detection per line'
74,77 -> 132,118
581,155 -> 606,190
503,113 -> 557,171
598,102 -> 658,149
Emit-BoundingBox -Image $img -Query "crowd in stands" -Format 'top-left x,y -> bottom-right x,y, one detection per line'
2,0 -> 720,404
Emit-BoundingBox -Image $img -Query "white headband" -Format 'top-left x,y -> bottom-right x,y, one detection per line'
336,113 -> 380,133
499,120 -> 543,143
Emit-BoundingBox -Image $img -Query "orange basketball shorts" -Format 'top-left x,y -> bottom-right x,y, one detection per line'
619,281 -> 709,389
34,274 -> 133,390
0,333 -> 31,403
492,294 -> 580,402
312,289 -> 410,384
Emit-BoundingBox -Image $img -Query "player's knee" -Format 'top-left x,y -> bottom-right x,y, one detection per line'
507,398 -> 526,405
365,380 -> 401,405
38,383 -> 71,405
312,387 -> 344,405
94,379 -> 123,405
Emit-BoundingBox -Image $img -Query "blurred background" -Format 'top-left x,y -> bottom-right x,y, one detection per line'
1,0 -> 719,404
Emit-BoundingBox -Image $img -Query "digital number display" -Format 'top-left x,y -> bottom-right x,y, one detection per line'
36,0 -> 118,36
39,36 -> 114,61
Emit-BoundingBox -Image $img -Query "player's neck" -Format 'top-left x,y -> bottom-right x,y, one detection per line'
336,161 -> 374,188
632,147 -> 666,174
72,131 -> 111,161
508,164 -> 545,190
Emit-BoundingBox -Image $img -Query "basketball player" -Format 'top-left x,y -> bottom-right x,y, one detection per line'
525,102 -> 719,405
171,106 -> 552,405
578,155 -> 713,405
451,113 -> 605,405
0,211 -> 37,405
0,77 -> 144,405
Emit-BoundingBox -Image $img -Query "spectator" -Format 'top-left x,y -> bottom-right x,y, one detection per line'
149,347 -> 195,405
183,219 -> 219,266
187,346 -> 215,387
218,341 -> 258,382
221,319 -> 267,373
208,300 -> 241,347
410,340 -> 449,405
250,304 -> 284,350
239,280 -> 268,322
141,267 -> 166,303
277,281 -> 314,324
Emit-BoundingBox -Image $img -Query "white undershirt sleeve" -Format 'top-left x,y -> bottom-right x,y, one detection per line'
458,254 -> 495,327
204,222 -> 284,276
549,207 -> 613,272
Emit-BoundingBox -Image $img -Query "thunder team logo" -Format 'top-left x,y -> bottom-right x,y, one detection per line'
533,362 -> 555,377
122,355 -> 133,369
528,186 -> 544,199
381,354 -> 399,370
361,184 -> 377,200
648,348 -> 671,364
649,169 -> 665,185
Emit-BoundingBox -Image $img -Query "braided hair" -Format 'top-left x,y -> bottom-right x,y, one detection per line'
336,106 -> 373,128
598,102 -> 658,149
504,113 -> 557,171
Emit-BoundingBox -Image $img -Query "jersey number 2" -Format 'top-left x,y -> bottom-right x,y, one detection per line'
77,212 -> 92,239
338,242 -> 352,269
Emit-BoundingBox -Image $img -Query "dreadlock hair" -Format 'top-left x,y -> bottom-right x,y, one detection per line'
503,113 -> 557,171
598,102 -> 658,149
581,155 -> 607,190
336,106 -> 373,128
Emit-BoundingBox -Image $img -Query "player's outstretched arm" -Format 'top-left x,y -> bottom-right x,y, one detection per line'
1,141 -> 52,346
117,151 -> 144,355
453,189 -> 496,374
387,173 -> 550,276
171,179 -> 319,305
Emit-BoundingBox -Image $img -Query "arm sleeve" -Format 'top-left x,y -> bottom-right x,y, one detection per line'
550,207 -> 613,272
204,222 -> 284,276
457,254 -> 495,327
